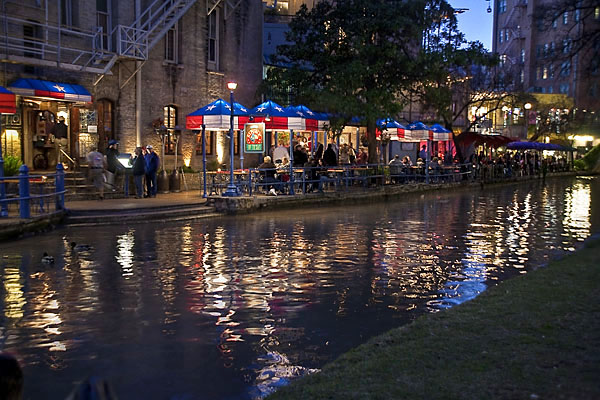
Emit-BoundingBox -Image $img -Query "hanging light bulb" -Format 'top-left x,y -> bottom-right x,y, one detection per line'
487,0 -> 492,13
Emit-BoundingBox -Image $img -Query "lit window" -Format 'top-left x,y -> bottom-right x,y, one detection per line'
553,19 -> 557,28
543,66 -> 548,79
163,105 -> 181,155
549,63 -> 555,78
520,49 -> 525,63
505,30 -> 509,42
520,70 -> 524,83
575,9 -> 580,22
499,29 -> 503,44
596,7 -> 600,19
563,12 -> 568,25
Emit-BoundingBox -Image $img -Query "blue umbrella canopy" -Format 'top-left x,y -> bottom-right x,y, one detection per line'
429,123 -> 451,133
187,98 -> 249,116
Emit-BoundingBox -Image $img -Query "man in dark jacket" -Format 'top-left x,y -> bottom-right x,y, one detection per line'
130,147 -> 146,199
323,143 -> 337,166
144,144 -> 160,197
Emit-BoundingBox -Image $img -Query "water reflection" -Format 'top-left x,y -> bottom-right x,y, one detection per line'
0,176 -> 598,399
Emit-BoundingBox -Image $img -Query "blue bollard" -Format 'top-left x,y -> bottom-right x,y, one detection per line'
19,164 -> 30,219
55,163 -> 65,210
0,155 -> 7,217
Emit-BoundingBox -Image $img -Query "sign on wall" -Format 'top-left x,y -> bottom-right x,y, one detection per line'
244,123 -> 265,153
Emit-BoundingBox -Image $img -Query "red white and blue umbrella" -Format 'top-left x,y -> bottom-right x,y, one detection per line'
377,118 -> 409,141
429,123 -> 453,141
9,78 -> 92,103
286,105 -> 329,131
186,98 -> 250,130
250,100 -> 298,130
407,121 -> 433,140
0,86 -> 16,114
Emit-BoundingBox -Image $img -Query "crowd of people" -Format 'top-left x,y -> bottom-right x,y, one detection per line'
84,141 -> 161,200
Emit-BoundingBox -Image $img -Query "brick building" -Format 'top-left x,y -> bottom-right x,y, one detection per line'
1,0 -> 264,171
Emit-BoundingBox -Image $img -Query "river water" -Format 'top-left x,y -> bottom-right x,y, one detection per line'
1,176 -> 598,399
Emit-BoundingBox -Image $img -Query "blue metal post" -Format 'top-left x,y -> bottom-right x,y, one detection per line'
222,89 -> 240,197
289,129 -> 295,195
202,124 -> 207,198
19,164 -> 30,219
55,163 -> 65,210
0,132 -> 7,217
239,128 -> 244,171
425,139 -> 431,184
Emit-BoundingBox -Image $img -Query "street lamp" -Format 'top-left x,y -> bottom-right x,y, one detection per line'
524,103 -> 532,139
222,81 -> 240,197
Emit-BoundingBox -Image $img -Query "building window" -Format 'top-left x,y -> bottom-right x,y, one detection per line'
163,105 -> 181,155
560,61 -> 571,76
520,70 -> 524,83
563,39 -> 570,54
574,9 -> 580,22
563,12 -> 568,25
552,19 -> 557,28
498,0 -> 506,13
208,9 -> 219,69
505,30 -> 509,42
596,7 -> 600,19
60,0 -> 79,28
96,0 -> 110,51
543,43 -> 549,57
550,41 -> 555,55
559,84 -> 569,94
165,22 -> 179,63
520,49 -> 525,63
549,63 -> 555,78
543,66 -> 548,79
536,66 -> 541,80
548,86 -> 553,94
196,131 -> 214,155
499,54 -> 507,67
499,29 -> 503,44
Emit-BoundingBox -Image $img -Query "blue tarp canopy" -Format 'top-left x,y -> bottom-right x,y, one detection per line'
507,141 -> 575,151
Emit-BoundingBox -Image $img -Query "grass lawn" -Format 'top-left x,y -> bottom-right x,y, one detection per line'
267,237 -> 600,400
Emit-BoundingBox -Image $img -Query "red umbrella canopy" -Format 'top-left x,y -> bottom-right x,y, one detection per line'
0,86 -> 16,114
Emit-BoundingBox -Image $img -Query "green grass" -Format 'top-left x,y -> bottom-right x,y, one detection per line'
268,238 -> 600,400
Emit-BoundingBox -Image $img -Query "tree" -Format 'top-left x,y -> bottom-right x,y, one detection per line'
267,0 -> 438,164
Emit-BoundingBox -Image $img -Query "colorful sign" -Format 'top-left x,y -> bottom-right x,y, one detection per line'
244,123 -> 265,153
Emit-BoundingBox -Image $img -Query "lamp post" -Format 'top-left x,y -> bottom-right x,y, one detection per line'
222,81 -> 240,197
524,102 -> 532,140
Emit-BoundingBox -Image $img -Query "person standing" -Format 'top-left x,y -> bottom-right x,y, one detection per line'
419,144 -> 427,162
104,139 -> 119,190
144,144 -> 160,198
52,116 -> 68,165
86,146 -> 106,200
323,143 -> 337,166
130,147 -> 146,199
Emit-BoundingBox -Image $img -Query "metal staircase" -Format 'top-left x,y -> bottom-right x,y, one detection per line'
0,0 -> 204,76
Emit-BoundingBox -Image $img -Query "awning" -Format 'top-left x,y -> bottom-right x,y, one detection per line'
8,78 -> 92,103
0,86 -> 16,114
186,98 -> 249,130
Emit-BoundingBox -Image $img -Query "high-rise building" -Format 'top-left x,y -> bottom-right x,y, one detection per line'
492,0 -> 600,147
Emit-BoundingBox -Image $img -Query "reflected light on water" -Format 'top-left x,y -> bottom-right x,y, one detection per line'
563,183 -> 591,242
115,230 -> 135,277
2,265 -> 26,320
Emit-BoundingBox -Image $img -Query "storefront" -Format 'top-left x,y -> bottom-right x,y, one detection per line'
7,78 -> 105,170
